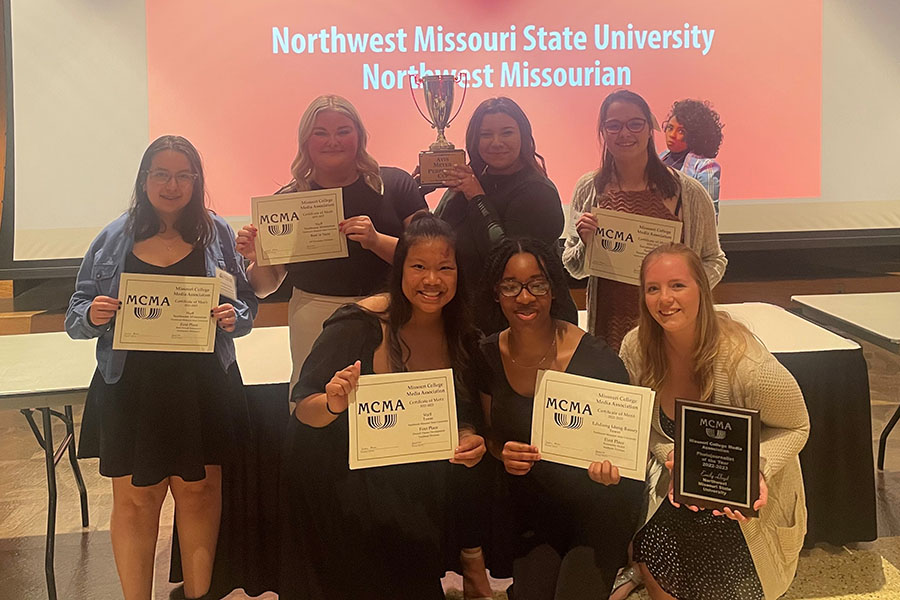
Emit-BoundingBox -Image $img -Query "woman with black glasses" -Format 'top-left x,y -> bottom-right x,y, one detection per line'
562,90 -> 725,351
476,238 -> 644,600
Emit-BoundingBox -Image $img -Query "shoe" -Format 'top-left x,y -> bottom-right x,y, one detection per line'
609,565 -> 643,600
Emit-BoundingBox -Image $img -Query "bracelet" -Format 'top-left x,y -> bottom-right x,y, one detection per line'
325,399 -> 341,416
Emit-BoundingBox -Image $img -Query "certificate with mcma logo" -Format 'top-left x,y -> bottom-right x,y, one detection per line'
113,273 -> 220,353
251,188 -> 347,266
585,208 -> 683,286
348,368 -> 459,470
531,370 -> 655,481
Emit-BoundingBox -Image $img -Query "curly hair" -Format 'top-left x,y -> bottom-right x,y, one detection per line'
669,99 -> 724,159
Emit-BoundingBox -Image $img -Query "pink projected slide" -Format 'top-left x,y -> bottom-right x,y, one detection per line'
146,1 -> 821,216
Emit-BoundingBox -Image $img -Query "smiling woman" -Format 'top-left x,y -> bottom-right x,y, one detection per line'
434,96 -> 577,335
562,89 -> 726,351
280,211 -> 486,599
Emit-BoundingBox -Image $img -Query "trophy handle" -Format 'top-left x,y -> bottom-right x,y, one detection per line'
448,71 -> 468,126
409,74 -> 435,127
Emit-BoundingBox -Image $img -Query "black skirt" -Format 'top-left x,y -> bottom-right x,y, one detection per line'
78,352 -> 249,487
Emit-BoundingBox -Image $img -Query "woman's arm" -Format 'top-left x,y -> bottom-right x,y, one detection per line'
681,175 -> 727,287
235,224 -> 289,297
296,360 -> 360,428
66,237 -> 115,339
561,173 -> 597,279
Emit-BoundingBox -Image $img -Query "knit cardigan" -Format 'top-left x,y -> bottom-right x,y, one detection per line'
619,326 -> 809,600
562,170 -> 727,336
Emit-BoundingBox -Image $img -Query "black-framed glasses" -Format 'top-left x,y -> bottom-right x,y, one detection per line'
496,279 -> 552,298
146,169 -> 198,187
602,118 -> 647,135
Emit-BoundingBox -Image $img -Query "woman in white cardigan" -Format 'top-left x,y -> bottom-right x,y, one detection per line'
618,243 -> 808,600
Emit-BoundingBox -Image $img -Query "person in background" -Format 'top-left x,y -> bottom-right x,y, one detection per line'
563,89 -> 726,351
620,243 -> 808,600
434,96 -> 577,335
236,95 -> 426,392
66,135 -> 258,600
660,99 -> 724,217
477,238 -> 644,600
280,212 -> 486,600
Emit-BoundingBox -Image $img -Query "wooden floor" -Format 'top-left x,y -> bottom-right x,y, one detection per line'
0,334 -> 898,599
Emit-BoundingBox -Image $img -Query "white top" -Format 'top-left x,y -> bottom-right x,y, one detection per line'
791,292 -> 900,351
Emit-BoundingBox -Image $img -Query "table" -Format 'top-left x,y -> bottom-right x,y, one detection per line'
792,292 -> 900,469
0,328 -> 292,600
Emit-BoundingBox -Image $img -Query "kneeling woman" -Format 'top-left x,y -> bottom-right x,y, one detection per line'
281,212 -> 486,599
620,243 -> 809,600
477,238 -> 644,599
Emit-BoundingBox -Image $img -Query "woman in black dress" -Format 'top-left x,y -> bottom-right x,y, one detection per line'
434,96 -> 577,334
65,135 -> 258,600
477,238 -> 644,600
280,211 -> 487,599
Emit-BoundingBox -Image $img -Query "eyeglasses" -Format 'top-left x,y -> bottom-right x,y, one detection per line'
496,279 -> 552,298
602,118 -> 648,135
146,169 -> 198,187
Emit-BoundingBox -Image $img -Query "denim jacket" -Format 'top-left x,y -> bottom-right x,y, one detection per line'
65,212 -> 259,384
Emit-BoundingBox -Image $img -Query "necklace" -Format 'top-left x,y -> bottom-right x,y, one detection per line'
508,333 -> 557,369
157,233 -> 182,252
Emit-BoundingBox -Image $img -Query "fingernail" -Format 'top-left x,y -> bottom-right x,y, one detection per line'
210,310 -> 214,316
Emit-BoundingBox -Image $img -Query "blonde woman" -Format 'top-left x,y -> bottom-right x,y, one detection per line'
619,243 -> 809,600
236,95 -> 426,391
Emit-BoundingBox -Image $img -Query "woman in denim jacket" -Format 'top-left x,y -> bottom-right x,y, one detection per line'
66,135 -> 258,600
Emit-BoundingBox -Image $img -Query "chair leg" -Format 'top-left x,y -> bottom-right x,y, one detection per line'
42,408 -> 59,600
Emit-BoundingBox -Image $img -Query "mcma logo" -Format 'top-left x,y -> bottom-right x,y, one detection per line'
261,211 -> 300,236
547,397 -> 591,430
126,294 -> 169,320
358,398 -> 406,430
701,417 -> 732,440
598,227 -> 633,253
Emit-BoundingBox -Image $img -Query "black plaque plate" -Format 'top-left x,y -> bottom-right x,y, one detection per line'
673,399 -> 760,517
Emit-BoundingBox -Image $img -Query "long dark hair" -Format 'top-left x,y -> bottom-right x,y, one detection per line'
465,97 -> 547,177
593,90 -> 678,199
384,211 -> 476,378
478,238 -> 572,330
127,135 -> 214,246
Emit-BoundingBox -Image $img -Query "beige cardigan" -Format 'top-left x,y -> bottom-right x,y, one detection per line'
620,327 -> 810,600
562,170 -> 727,335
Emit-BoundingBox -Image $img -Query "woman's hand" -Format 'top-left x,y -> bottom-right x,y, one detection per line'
575,212 -> 599,246
714,472 -> 768,523
324,360 -> 361,414
588,460 -> 621,486
444,165 -> 485,201
235,225 -> 258,262
340,216 -> 382,251
452,432 -> 487,467
665,451 -> 703,512
501,441 -> 540,476
411,165 -> 438,196
212,303 -> 237,332
89,295 -> 120,327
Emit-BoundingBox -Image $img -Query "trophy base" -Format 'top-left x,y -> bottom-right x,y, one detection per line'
418,149 -> 467,187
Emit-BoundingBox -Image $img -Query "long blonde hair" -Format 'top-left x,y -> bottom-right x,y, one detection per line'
287,95 -> 383,193
636,243 -> 754,401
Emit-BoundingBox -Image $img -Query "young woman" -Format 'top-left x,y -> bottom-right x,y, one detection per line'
562,90 -> 726,350
660,99 -> 725,217
477,238 -> 644,600
620,243 -> 808,600
66,135 -> 258,600
434,96 -> 577,334
236,95 -> 426,391
279,211 -> 487,599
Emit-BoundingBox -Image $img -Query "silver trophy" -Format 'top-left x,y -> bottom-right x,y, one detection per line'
410,73 -> 468,186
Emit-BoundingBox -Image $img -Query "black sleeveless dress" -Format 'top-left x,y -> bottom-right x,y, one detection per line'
78,248 -> 249,487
